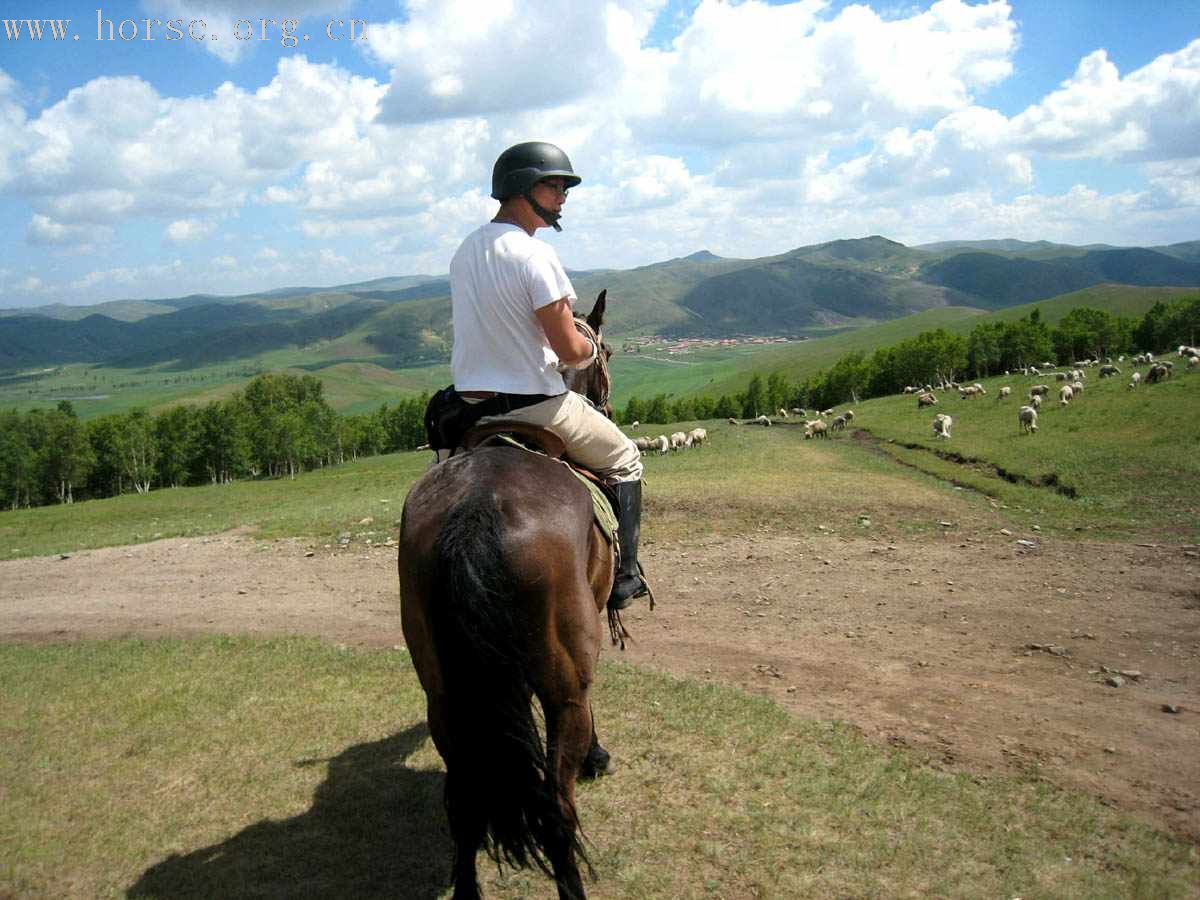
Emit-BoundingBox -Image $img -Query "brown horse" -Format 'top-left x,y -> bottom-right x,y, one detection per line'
398,292 -> 617,900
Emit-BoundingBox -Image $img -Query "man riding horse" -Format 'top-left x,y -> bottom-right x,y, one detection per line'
440,141 -> 650,612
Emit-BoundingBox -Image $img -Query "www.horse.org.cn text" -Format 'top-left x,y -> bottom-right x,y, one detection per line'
2,11 -> 368,47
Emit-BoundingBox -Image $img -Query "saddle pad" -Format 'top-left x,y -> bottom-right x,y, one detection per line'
489,434 -> 618,546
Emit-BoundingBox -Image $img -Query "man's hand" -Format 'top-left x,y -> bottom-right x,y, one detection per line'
536,298 -> 596,369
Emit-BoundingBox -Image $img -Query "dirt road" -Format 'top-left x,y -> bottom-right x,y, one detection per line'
3,525 -> 1198,841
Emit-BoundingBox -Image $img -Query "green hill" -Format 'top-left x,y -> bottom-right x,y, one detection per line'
2,235 -> 1197,404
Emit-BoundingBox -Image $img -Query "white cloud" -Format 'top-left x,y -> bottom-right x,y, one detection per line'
166,218 -> 215,242
1012,39 -> 1200,162
629,0 -> 1016,146
372,0 -> 669,123
26,214 -> 112,248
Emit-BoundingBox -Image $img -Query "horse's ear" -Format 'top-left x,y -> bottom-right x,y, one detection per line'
586,289 -> 606,332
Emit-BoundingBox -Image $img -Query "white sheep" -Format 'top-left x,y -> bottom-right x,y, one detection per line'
1098,364 -> 1121,378
670,431 -> 690,450
932,413 -> 953,439
1059,385 -> 1074,406
777,407 -> 789,418
755,414 -> 772,426
805,420 -> 828,439
1030,394 -> 1042,410
843,409 -> 855,421
1019,405 -> 1038,434
633,436 -> 652,453
688,427 -> 708,447
917,392 -> 938,408
996,386 -> 1012,401
652,435 -> 669,454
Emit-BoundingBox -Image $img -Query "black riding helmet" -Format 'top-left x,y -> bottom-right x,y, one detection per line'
491,141 -> 581,232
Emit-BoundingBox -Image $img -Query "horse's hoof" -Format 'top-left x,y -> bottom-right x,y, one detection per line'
580,744 -> 613,779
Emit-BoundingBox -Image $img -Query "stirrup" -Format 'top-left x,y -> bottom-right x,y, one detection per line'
607,562 -> 654,611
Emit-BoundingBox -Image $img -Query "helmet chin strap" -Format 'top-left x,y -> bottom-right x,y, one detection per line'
523,190 -> 562,232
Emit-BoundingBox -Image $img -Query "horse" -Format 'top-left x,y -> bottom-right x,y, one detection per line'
398,291 -> 618,900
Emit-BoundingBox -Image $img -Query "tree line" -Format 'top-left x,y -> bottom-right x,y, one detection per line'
617,295 -> 1200,424
1,373 -> 428,511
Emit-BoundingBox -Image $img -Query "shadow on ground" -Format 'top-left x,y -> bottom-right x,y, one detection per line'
128,724 -> 451,898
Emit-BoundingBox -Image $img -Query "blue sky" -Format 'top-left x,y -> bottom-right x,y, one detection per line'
1,0 -> 1198,308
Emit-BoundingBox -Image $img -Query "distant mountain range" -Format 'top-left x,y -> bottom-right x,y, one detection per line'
2,237 -> 1198,370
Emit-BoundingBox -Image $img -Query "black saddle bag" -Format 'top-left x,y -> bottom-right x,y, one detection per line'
423,386 -> 555,452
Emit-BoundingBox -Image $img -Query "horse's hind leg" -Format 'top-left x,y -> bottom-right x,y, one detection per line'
542,689 -> 594,899
426,693 -> 484,900
446,766 -> 486,900
580,706 -> 611,779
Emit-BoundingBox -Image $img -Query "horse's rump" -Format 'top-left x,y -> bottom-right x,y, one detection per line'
399,447 -> 609,884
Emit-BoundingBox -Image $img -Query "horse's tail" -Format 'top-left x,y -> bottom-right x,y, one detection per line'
431,491 -> 589,881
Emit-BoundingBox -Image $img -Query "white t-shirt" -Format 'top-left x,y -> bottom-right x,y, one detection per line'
450,222 -> 577,396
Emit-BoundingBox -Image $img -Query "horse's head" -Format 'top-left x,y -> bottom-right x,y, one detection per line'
563,289 -> 614,418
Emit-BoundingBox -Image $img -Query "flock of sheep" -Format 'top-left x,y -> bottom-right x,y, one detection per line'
730,406 -> 857,439
906,345 -> 1198,439
623,346 -> 1195,453
631,426 -> 708,455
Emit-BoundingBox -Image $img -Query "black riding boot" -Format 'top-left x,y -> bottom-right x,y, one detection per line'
608,480 -> 649,610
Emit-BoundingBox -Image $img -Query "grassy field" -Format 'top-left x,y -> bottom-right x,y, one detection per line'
843,362 -> 1200,540
0,406 -> 1063,562
3,359 -> 1198,561
0,452 -> 429,561
3,637 -> 1196,899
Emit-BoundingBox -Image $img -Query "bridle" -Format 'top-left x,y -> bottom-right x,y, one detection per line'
567,317 -> 612,415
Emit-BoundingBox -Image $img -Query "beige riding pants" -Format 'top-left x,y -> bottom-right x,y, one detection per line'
475,391 -> 643,484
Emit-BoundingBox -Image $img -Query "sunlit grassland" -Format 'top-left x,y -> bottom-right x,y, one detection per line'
1,416 -> 1018,562
848,364 -> 1200,540
694,306 -> 988,399
0,452 -> 429,561
0,361 -> 257,418
607,341 -> 803,405
0,356 -> 452,419
2,638 -> 1196,899
632,419 -> 1009,541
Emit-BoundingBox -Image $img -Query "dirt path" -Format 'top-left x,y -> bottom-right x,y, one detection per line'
3,526 -> 1198,842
